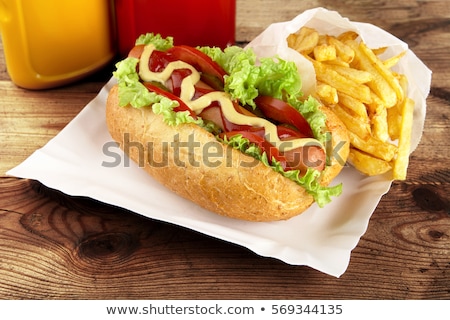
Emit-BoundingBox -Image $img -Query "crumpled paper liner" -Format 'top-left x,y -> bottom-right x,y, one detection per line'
246,7 -> 431,152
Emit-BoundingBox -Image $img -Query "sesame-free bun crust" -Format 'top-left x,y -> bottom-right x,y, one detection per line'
106,85 -> 349,221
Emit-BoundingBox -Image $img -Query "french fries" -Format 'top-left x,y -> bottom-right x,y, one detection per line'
392,97 -> 414,180
348,148 -> 392,176
286,26 -> 319,54
287,27 -> 414,180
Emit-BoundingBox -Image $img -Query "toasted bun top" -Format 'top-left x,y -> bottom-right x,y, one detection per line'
106,85 -> 349,221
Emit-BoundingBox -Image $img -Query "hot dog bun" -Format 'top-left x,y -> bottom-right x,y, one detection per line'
106,85 -> 349,221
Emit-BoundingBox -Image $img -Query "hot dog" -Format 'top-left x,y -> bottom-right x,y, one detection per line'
106,33 -> 350,221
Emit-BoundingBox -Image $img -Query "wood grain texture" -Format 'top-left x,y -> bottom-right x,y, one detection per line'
1,0 -> 449,299
0,178 -> 448,299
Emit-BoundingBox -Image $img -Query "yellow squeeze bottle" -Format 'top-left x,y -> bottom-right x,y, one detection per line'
0,0 -> 116,89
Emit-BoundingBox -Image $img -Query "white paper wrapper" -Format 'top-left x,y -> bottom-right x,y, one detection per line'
7,8 -> 431,277
246,7 -> 430,152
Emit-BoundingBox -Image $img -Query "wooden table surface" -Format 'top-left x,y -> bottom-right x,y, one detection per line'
1,0 -> 449,299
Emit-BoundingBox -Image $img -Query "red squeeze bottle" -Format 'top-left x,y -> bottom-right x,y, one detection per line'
114,0 -> 236,57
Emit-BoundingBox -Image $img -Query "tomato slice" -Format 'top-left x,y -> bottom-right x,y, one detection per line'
143,83 -> 197,119
277,125 -> 308,140
128,44 -> 145,59
220,131 -> 289,170
167,45 -> 226,90
254,95 -> 313,137
149,49 -> 175,72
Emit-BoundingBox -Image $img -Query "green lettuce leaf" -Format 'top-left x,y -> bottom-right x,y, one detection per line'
199,46 -> 302,108
257,56 -> 302,100
135,33 -> 174,50
152,100 -> 204,127
199,46 -> 259,107
113,57 -> 156,108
